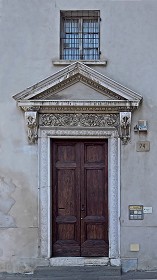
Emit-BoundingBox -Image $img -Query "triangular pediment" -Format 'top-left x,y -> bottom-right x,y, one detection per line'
13,62 -> 142,103
44,82 -> 114,101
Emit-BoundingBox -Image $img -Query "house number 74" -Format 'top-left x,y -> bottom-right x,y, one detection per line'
136,141 -> 150,152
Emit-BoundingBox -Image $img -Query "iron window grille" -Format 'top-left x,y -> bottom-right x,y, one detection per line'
60,10 -> 100,60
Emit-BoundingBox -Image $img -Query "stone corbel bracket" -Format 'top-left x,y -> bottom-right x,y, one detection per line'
25,111 -> 38,144
119,112 -> 131,145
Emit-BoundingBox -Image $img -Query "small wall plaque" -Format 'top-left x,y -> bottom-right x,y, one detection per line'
136,141 -> 150,152
129,205 -> 144,220
143,207 -> 153,214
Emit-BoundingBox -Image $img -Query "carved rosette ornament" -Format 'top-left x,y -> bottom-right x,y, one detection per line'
25,111 -> 38,144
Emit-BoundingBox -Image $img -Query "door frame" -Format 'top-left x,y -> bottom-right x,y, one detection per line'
38,127 -> 121,266
51,139 -> 109,257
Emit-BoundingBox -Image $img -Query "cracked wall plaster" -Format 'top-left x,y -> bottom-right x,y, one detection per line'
0,177 -> 16,228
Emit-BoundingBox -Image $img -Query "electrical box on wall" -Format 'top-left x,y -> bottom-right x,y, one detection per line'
138,120 -> 148,131
129,205 -> 144,220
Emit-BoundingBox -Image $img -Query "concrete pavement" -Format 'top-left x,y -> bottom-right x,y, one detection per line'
0,267 -> 157,280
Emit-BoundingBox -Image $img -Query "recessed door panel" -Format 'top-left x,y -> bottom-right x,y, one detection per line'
52,140 -> 108,257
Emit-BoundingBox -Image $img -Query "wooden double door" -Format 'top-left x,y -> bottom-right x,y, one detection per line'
52,139 -> 108,257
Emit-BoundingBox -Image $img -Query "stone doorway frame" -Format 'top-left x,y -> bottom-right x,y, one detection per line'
38,126 -> 120,266
12,62 -> 143,266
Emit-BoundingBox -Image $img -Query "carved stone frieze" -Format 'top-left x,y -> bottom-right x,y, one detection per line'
25,111 -> 38,144
39,113 -> 119,128
39,106 -> 134,113
39,128 -> 119,138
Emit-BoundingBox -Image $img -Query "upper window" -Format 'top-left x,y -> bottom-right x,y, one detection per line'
60,10 -> 100,60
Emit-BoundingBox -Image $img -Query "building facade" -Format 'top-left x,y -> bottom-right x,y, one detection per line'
0,0 -> 157,273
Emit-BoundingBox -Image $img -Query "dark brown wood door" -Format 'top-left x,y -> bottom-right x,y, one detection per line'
52,140 -> 108,257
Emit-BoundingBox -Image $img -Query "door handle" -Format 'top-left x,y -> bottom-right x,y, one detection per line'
81,205 -> 85,211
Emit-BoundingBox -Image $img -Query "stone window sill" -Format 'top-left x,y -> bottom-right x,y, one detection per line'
52,60 -> 107,66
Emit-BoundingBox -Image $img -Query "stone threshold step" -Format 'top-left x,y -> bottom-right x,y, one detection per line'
34,265 -> 122,277
0,278 -> 122,280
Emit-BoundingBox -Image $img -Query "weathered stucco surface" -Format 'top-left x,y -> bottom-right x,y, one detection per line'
0,177 -> 16,228
0,0 -> 157,272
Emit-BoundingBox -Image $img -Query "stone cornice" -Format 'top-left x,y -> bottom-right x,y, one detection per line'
13,62 -> 143,103
18,100 -> 140,113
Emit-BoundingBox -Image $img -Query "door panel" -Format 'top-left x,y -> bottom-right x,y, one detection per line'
81,142 -> 108,256
52,140 -> 108,257
52,142 -> 80,256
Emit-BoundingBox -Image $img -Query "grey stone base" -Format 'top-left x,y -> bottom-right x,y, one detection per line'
0,257 -> 121,274
50,257 -> 109,266
121,258 -> 138,272
35,265 -> 122,277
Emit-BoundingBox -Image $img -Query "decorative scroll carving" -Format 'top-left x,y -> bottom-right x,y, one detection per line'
119,112 -> 131,144
25,111 -> 38,144
39,113 -> 119,128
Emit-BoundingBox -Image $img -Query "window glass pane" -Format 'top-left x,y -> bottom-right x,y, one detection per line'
62,19 -> 79,59
83,34 -> 99,48
82,19 -> 99,60
64,34 -> 79,48
63,48 -> 80,60
83,19 -> 99,33
64,21 -> 70,33
64,19 -> 79,33
83,48 -> 99,60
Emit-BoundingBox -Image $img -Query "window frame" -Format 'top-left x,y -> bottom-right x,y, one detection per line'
60,10 -> 101,61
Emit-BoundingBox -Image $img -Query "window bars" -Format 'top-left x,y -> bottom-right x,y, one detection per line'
60,11 -> 100,60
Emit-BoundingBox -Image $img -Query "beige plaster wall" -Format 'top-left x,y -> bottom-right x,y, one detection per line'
0,0 -> 157,272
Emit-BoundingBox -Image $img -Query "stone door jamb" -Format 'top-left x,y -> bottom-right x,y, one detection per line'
38,126 -> 120,266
